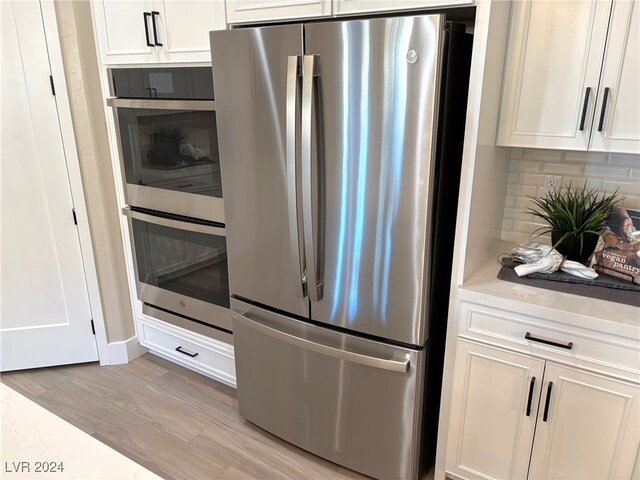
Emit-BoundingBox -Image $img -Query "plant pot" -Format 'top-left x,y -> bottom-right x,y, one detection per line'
551,231 -> 599,264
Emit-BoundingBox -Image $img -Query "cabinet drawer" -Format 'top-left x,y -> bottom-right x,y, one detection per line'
138,317 -> 235,387
459,303 -> 640,377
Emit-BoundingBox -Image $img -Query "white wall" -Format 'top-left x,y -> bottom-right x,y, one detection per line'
55,1 -> 135,343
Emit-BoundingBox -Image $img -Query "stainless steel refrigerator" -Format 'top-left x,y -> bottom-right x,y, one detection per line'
210,15 -> 472,480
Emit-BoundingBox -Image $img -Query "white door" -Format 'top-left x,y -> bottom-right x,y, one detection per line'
156,0 -> 226,63
528,363 -> 640,480
445,340 -> 545,480
590,0 -> 640,154
0,0 -> 98,371
91,0 -> 157,64
497,0 -> 612,150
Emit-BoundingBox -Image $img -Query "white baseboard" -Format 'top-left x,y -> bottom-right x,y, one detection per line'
107,336 -> 147,365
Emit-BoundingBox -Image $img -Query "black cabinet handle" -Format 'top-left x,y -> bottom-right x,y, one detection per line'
175,346 -> 198,358
542,382 -> 553,422
143,12 -> 153,47
177,183 -> 194,189
598,87 -> 610,132
525,332 -> 573,350
579,87 -> 591,131
526,376 -> 536,417
151,11 -> 163,47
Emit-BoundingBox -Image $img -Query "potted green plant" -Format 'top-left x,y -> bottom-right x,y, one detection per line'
527,182 -> 620,263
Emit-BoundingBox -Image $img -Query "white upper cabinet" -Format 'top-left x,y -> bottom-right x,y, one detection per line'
155,1 -> 226,63
528,363 -> 640,480
334,0 -> 473,16
498,0 -> 612,151
225,0 -> 473,24
225,0 -> 331,24
92,0 -> 226,64
93,0 -> 156,64
590,1 -> 640,153
498,0 -> 639,154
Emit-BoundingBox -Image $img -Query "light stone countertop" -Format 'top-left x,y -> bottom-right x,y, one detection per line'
1,383 -> 161,480
458,259 -> 640,341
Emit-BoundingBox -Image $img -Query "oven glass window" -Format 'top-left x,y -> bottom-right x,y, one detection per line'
131,218 -> 229,309
118,108 -> 221,198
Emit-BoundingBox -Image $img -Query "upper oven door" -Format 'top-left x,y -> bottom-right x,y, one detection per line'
109,98 -> 224,223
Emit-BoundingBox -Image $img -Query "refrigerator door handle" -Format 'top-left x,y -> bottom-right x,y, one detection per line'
286,55 -> 306,298
234,309 -> 410,373
301,54 -> 323,302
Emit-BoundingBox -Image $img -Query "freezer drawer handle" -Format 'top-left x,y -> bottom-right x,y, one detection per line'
525,332 -> 573,350
236,311 -> 410,373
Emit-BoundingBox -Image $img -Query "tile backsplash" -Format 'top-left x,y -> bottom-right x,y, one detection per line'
501,148 -> 640,245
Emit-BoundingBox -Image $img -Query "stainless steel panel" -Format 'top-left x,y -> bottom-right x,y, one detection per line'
142,304 -> 233,344
304,16 -> 444,346
210,25 -> 308,318
231,298 -> 425,480
136,282 -> 232,331
126,184 -> 225,224
107,98 -> 216,110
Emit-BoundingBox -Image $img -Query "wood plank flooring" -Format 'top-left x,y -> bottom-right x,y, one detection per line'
1,354 -> 434,480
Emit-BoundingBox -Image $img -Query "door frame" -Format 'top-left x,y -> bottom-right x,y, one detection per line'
40,0 -> 110,364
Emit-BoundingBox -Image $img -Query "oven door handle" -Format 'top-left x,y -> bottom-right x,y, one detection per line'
122,208 -> 226,237
106,98 -> 216,111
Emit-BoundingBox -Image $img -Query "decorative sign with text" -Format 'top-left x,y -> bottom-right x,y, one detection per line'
592,207 -> 640,284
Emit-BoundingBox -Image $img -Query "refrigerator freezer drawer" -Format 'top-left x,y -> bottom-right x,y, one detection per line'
231,298 -> 426,480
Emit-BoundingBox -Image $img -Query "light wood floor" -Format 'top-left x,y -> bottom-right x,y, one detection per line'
1,354 -> 435,480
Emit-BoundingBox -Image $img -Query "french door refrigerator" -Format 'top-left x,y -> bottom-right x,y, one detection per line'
211,15 -> 472,480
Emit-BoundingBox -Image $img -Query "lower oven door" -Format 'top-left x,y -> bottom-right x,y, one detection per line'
124,208 -> 231,331
231,297 -> 426,480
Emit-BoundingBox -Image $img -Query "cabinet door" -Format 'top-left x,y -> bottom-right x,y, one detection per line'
155,1 -> 226,63
334,0 -> 472,16
225,0 -> 330,24
445,340 -> 545,480
590,0 -> 640,154
91,0 -> 157,64
529,363 -> 640,479
497,1 -> 612,150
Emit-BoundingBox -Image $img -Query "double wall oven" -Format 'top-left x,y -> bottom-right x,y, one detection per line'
108,67 -> 231,334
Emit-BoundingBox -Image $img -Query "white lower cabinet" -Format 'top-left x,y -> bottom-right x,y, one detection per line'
528,363 -> 640,480
446,340 -> 545,480
446,339 -> 640,480
137,315 -> 236,388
